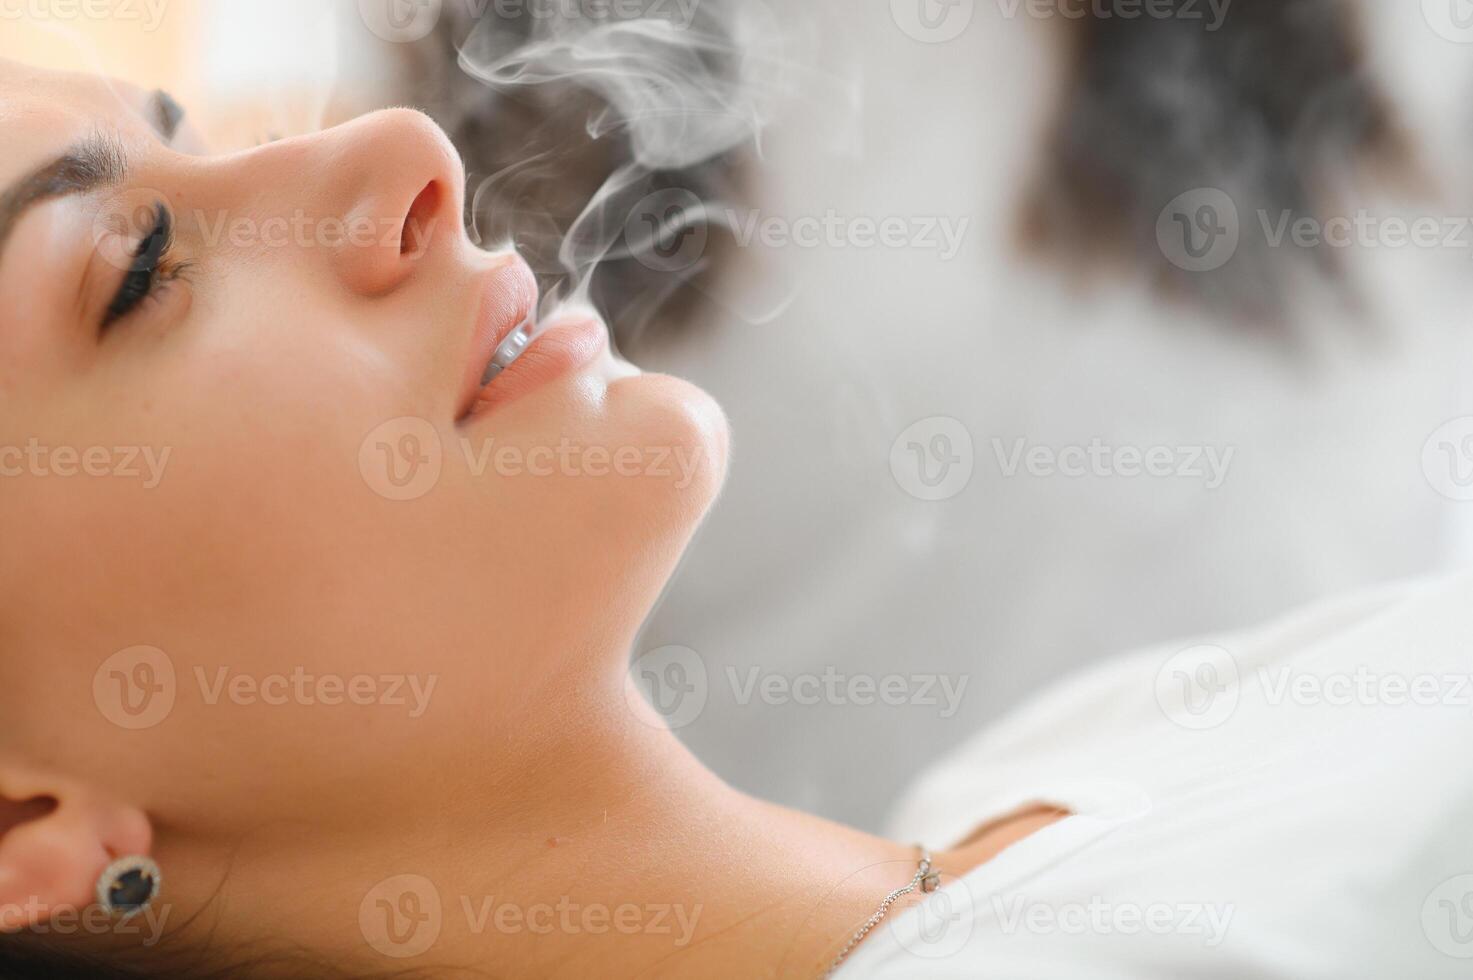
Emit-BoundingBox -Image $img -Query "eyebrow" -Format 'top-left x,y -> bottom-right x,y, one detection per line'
0,89 -> 184,263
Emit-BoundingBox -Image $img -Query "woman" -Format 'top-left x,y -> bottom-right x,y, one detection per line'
0,56 -> 1468,979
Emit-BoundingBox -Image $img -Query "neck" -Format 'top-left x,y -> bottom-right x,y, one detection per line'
147,669 -> 924,980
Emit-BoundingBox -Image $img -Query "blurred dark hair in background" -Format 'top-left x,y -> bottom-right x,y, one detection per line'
389,1 -> 1416,344
390,3 -> 749,354
1019,0 -> 1413,332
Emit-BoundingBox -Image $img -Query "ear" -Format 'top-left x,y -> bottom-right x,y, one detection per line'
0,767 -> 152,932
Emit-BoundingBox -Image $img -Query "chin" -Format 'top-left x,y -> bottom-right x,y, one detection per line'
607,370 -> 730,520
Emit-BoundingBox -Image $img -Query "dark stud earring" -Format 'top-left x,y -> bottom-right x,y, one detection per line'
96,856 -> 162,918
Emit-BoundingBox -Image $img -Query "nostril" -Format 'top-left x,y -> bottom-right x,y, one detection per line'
401,181 -> 442,257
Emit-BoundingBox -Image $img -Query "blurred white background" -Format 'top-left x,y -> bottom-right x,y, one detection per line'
634,0 -> 1473,828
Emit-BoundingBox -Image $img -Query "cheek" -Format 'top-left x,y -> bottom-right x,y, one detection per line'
2,316 -> 432,648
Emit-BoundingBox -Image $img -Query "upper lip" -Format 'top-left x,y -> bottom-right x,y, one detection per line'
457,254 -> 538,421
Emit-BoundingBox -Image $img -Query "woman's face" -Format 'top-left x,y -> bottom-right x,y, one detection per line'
0,59 -> 727,829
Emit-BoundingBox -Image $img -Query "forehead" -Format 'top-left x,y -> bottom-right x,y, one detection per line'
0,58 -> 151,189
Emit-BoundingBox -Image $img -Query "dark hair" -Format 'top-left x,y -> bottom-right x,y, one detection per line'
0,942 -> 149,980
0,885 -> 460,980
0,935 -> 458,979
0,939 -> 273,979
1018,0 -> 1412,330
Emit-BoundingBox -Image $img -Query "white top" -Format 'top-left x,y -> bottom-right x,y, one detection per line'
839,575 -> 1473,978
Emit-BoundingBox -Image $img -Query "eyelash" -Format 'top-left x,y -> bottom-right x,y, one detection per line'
102,203 -> 190,330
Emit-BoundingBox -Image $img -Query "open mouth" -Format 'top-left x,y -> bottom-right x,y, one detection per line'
456,256 -> 611,423
456,256 -> 539,421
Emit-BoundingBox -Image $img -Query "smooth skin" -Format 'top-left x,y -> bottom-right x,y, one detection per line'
0,58 -> 1062,978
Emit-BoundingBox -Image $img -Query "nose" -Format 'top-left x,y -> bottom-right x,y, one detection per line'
312,108 -> 466,297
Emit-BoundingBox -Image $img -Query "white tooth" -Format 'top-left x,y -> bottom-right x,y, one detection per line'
481,320 -> 533,386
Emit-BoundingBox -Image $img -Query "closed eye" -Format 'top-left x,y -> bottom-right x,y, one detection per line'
102,202 -> 181,330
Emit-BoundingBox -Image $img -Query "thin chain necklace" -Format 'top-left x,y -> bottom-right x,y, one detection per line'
821,846 -> 940,978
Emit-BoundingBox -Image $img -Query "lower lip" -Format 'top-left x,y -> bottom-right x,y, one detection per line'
468,314 -> 608,415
